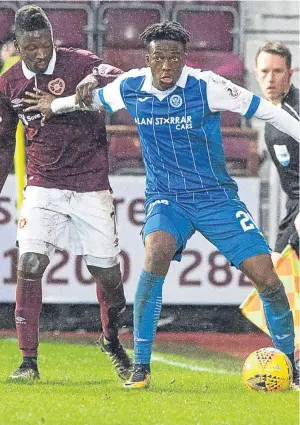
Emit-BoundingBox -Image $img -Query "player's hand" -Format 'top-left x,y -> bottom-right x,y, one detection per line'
76,74 -> 98,108
23,88 -> 55,125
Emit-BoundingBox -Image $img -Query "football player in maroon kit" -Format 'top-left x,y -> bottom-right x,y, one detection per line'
0,4 -> 132,381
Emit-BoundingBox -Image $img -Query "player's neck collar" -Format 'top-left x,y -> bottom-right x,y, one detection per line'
176,65 -> 189,88
22,49 -> 57,80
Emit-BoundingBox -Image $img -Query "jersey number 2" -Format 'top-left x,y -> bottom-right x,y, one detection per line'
236,211 -> 255,232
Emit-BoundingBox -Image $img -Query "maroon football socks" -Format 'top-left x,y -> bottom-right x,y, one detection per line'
15,271 -> 42,358
96,280 -> 126,342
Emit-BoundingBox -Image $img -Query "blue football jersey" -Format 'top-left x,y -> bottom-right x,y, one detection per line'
97,66 -> 261,201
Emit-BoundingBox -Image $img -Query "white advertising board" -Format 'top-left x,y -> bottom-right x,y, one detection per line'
0,175 -> 259,304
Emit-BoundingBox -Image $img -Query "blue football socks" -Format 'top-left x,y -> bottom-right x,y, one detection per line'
259,281 -> 295,369
134,270 -> 165,365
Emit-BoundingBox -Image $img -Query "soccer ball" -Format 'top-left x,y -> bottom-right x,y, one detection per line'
242,347 -> 293,392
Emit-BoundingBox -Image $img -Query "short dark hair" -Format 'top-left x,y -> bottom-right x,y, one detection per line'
255,41 -> 292,69
15,5 -> 52,40
140,21 -> 191,49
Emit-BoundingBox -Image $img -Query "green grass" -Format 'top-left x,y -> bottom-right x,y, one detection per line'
0,338 -> 298,425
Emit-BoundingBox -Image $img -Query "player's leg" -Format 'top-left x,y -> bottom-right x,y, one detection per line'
240,254 -> 298,389
9,251 -> 50,380
198,198 -> 296,387
88,263 -> 125,343
241,255 -> 295,362
9,187 -> 68,380
86,261 -> 132,381
124,230 -> 175,389
70,190 -> 131,380
124,199 -> 194,389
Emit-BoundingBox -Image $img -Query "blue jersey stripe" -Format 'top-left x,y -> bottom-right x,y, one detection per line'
244,95 -> 261,119
98,88 -> 113,113
182,89 -> 204,190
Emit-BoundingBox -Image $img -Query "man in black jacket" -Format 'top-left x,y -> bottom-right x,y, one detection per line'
255,41 -> 299,263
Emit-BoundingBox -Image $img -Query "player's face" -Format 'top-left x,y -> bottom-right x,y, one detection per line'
15,29 -> 53,74
255,52 -> 293,104
146,40 -> 186,91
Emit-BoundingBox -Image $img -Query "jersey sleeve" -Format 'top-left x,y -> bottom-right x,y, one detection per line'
206,72 -> 261,118
93,63 -> 124,87
96,74 -> 127,112
254,98 -> 300,142
77,51 -> 123,86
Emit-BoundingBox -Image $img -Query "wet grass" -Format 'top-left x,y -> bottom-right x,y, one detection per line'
0,338 -> 298,425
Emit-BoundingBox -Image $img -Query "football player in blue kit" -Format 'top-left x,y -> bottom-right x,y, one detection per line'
23,21 -> 300,390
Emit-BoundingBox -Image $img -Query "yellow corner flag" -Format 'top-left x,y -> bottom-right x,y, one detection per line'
240,245 -> 300,352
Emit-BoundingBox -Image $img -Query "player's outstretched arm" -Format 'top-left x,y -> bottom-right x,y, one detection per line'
206,73 -> 300,143
51,89 -> 103,113
23,87 -> 98,120
52,67 -> 126,115
23,61 -> 123,120
75,63 -> 123,107
24,88 -> 103,120
253,98 -> 300,143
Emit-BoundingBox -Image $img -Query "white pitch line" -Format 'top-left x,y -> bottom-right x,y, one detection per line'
152,354 -> 239,375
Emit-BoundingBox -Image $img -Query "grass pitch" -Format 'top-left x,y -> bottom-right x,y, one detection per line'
0,338 -> 298,425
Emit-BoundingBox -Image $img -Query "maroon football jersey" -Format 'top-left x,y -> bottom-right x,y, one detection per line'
0,48 -> 122,192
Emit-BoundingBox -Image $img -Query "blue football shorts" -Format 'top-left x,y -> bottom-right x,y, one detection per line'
142,196 -> 270,269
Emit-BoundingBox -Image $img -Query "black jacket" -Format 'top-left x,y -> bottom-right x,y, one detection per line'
264,84 -> 299,199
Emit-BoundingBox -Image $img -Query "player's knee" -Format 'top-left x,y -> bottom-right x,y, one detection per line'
253,272 -> 280,293
144,233 -> 175,274
18,252 -> 50,276
255,272 -> 282,293
145,244 -> 168,267
87,263 -> 121,286
241,253 -> 280,291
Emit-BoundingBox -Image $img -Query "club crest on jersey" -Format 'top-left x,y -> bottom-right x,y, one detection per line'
48,78 -> 65,95
170,95 -> 182,108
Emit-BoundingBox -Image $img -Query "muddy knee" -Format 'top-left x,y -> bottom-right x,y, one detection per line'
18,252 -> 50,276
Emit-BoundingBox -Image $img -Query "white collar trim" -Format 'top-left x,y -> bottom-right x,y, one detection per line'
141,65 -> 189,100
22,49 -> 56,80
